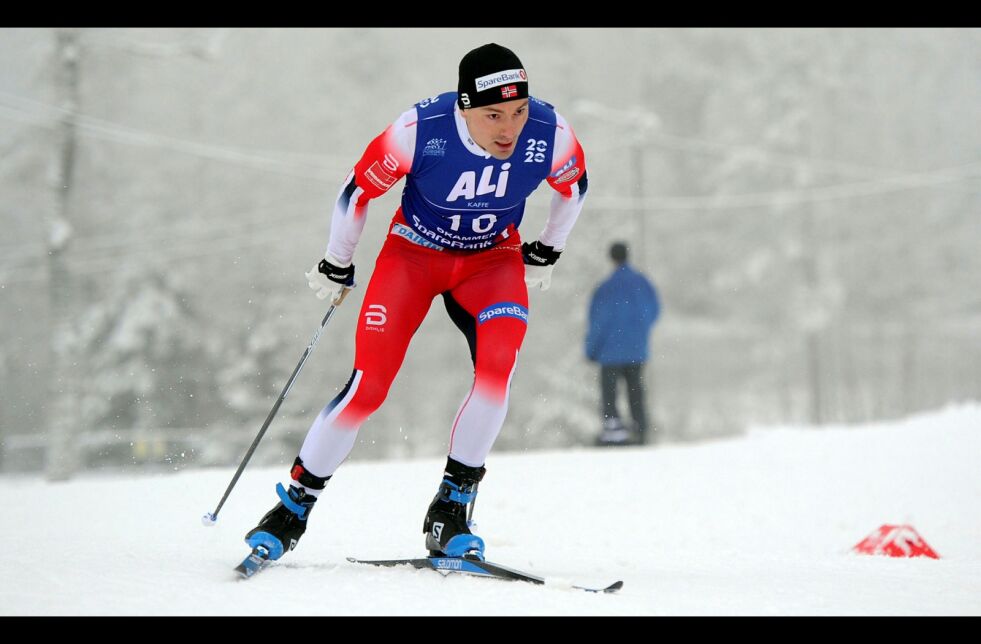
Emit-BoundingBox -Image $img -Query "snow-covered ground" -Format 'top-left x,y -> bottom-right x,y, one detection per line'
2,405 -> 979,615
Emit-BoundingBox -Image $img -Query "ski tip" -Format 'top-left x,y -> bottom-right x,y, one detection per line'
234,560 -> 257,579
234,546 -> 272,580
572,579 -> 624,593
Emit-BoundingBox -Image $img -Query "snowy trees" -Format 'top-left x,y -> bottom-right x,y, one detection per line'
1,29 -> 978,475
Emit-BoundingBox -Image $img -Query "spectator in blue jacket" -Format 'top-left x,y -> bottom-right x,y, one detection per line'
585,242 -> 661,445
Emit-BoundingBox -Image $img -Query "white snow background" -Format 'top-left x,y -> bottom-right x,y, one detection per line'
1,405 -> 979,616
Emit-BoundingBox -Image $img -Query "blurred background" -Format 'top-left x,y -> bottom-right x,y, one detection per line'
1,27 -> 979,480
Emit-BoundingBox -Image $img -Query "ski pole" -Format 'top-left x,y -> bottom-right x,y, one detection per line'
466,483 -> 479,528
202,288 -> 351,526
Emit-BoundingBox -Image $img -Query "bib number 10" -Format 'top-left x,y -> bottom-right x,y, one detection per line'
448,213 -> 497,233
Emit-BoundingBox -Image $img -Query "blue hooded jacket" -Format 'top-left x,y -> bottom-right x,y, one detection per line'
585,264 -> 660,365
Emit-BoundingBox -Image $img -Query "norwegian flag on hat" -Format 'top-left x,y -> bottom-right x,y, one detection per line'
501,85 -> 518,99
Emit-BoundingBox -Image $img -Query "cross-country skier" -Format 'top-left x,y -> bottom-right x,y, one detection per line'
245,43 -> 588,562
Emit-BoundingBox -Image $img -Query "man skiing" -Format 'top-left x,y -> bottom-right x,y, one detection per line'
245,43 -> 588,562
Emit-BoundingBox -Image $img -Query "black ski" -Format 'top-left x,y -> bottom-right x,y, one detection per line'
346,556 -> 623,594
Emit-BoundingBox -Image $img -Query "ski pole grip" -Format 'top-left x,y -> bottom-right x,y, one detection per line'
333,286 -> 353,306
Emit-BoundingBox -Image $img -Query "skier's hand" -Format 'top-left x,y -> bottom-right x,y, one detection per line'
305,253 -> 355,304
522,240 -> 561,291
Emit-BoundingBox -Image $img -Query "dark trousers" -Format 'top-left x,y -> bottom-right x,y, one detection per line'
600,363 -> 649,440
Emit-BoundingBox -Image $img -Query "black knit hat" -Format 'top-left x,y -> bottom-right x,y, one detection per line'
457,43 -> 528,110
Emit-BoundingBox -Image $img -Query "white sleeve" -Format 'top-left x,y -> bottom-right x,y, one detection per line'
539,110 -> 588,251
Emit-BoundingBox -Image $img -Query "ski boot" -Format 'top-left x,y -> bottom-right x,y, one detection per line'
423,457 -> 486,560
244,457 -> 327,561
244,483 -> 316,561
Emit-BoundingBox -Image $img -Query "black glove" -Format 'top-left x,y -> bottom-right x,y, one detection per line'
305,254 -> 355,303
522,241 -> 561,291
521,241 -> 561,266
317,258 -> 355,286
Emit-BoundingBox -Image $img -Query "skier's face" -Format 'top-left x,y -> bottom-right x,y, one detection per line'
461,99 -> 530,160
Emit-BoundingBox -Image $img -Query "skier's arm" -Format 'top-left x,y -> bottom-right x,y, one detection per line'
539,111 -> 588,251
325,108 -> 417,265
522,111 -> 588,291
307,108 -> 416,303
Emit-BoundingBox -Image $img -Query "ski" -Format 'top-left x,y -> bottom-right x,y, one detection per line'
346,556 -> 623,594
235,546 -> 273,579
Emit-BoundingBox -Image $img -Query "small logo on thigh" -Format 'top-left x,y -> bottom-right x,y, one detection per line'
365,304 -> 387,331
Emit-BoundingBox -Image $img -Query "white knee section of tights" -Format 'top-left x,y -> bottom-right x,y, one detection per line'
448,358 -> 518,468
297,370 -> 364,479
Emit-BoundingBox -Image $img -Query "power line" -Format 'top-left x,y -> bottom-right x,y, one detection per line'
645,130 -> 904,180
574,98 -> 943,180
75,27 -> 229,60
0,188 -> 336,261
1,90 -> 978,264
0,194 -> 331,278
583,163 -> 981,212
0,91 -> 354,182
0,225 -> 317,285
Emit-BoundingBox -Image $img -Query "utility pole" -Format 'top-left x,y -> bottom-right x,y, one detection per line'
573,99 -> 659,268
631,142 -> 647,268
46,27 -> 81,481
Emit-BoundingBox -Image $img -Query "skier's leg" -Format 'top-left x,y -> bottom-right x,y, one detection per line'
297,237 -> 441,479
247,237 -> 441,558
443,244 -> 528,468
423,240 -> 528,557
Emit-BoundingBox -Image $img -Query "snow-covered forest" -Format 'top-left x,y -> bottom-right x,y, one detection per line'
1,28 -> 979,478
